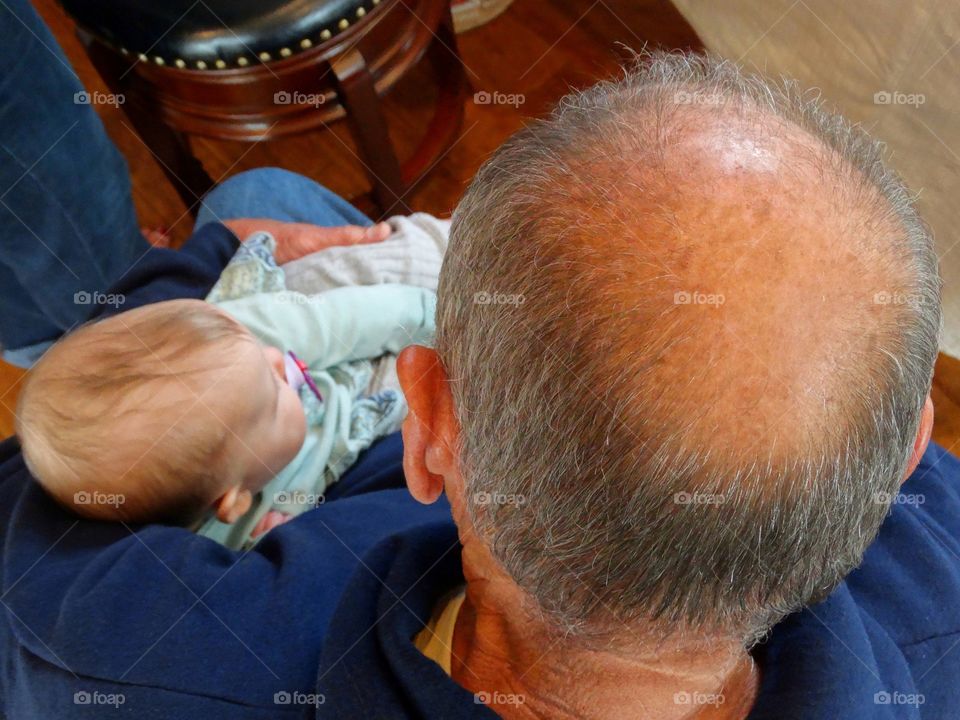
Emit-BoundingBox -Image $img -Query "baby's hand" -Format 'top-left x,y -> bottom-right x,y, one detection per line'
223,218 -> 391,264
250,509 -> 295,539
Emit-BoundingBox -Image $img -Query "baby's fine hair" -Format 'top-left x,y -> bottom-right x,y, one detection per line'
16,300 -> 253,525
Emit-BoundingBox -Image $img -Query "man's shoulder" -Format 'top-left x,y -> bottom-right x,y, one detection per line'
0,433 -> 456,717
750,444 -> 960,718
847,442 -> 960,645
842,442 -> 960,692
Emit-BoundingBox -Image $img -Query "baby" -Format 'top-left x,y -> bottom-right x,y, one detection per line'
16,282 -> 435,540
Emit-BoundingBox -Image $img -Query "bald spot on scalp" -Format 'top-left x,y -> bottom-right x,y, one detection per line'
539,104 -> 912,467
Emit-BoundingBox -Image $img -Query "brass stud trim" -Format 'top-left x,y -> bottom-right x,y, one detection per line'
116,2 -> 377,71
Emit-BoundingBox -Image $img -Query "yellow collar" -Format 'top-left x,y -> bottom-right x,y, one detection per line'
413,587 -> 467,674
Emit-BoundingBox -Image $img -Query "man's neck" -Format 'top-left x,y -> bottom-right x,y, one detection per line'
449,559 -> 758,720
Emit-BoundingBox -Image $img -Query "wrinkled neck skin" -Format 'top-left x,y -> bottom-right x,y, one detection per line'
450,538 -> 759,720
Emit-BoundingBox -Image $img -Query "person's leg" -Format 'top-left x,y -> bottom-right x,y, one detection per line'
195,168 -> 372,230
0,0 -> 146,366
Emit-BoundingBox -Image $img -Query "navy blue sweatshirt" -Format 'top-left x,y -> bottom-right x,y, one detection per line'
1,223 -> 959,718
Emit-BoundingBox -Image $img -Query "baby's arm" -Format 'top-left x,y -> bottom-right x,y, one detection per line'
215,284 -> 436,368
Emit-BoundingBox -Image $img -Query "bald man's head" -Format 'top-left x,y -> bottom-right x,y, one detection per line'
436,52 -> 939,642
585,102 -> 914,461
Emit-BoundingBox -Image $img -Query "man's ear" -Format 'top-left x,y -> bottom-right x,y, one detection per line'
903,394 -> 934,482
397,345 -> 457,505
214,485 -> 253,524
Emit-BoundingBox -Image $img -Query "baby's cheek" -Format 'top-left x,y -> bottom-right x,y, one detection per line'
284,393 -> 308,451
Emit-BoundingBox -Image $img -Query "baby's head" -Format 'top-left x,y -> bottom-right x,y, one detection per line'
16,299 -> 306,526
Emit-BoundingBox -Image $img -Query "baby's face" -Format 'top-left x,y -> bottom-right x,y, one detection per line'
229,339 -> 308,492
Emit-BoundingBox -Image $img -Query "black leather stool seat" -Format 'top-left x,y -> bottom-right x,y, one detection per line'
59,0 -> 380,70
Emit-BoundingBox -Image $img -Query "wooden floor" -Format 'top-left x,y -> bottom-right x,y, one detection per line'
3,0 -> 960,459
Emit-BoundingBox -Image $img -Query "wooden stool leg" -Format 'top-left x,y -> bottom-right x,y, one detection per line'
331,48 -> 408,216
80,35 -> 215,215
401,1 -> 467,189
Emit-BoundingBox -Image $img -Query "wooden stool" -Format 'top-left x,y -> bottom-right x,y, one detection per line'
58,0 -> 467,216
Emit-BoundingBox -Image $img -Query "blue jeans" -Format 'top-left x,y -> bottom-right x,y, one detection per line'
195,167 -> 372,230
0,0 -> 366,365
0,0 -> 145,365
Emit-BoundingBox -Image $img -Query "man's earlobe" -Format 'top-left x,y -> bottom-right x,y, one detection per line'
401,407 -> 446,505
214,486 -> 252,524
903,394 -> 934,482
398,345 -> 450,505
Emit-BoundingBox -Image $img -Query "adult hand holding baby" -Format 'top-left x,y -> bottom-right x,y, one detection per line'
223,218 -> 392,264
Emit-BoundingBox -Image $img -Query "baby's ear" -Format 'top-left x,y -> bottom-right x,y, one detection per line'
214,486 -> 252,524
263,346 -> 287,379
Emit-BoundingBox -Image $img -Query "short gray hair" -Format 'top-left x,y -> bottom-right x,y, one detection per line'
435,52 -> 940,643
